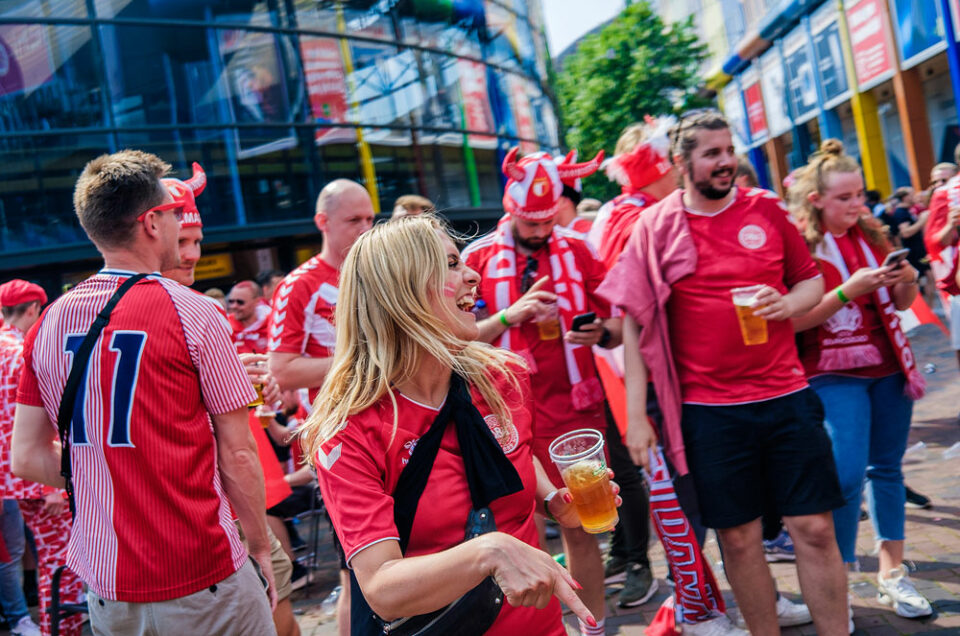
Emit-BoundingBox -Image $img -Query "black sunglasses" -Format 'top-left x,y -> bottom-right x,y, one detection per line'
227,298 -> 247,305
520,256 -> 539,294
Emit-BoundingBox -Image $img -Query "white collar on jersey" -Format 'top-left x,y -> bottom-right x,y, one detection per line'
99,268 -> 162,278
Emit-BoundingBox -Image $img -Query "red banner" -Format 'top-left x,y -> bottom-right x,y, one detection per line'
299,37 -> 354,145
457,60 -> 495,146
743,82 -> 768,141
508,75 -> 538,153
845,0 -> 894,89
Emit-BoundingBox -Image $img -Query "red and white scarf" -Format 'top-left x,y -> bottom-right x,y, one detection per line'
815,228 -> 925,399
480,216 -> 604,410
936,177 -> 960,295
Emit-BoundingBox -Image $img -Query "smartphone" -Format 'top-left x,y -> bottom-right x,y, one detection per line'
571,312 -> 597,332
882,248 -> 910,268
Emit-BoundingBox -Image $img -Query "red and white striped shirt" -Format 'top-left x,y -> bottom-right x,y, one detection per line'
17,270 -> 256,602
0,325 -> 54,500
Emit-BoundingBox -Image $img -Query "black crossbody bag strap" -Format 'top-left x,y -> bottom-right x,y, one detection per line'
56,273 -> 147,519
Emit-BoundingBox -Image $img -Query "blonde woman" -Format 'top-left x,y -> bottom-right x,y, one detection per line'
301,215 -> 608,635
790,140 -> 931,621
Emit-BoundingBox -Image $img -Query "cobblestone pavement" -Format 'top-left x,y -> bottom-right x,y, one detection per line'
294,323 -> 960,635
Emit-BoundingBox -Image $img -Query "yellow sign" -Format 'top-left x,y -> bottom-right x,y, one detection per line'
193,253 -> 234,281
295,247 -> 316,265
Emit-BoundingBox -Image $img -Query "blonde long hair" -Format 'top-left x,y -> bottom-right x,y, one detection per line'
789,139 -> 888,250
300,215 -> 522,464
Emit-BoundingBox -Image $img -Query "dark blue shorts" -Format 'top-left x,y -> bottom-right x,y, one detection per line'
680,388 -> 844,530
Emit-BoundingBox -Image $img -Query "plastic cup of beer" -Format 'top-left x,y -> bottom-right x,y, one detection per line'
548,429 -> 618,534
536,302 -> 561,341
255,404 -> 276,428
731,284 -> 768,346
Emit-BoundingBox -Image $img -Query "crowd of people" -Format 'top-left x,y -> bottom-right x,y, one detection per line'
0,107 -> 956,636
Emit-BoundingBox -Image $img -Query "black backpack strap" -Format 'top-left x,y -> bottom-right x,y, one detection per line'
56,273 -> 147,518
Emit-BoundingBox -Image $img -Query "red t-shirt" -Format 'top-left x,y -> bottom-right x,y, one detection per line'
668,188 -> 820,404
268,255 -> 339,400
464,231 -> 609,440
565,216 -> 593,235
17,271 -> 255,602
230,303 -> 271,354
249,411 -> 293,509
316,370 -> 564,636
598,193 -> 657,271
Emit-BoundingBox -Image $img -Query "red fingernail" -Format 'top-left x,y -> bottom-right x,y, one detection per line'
563,493 -> 573,504
572,580 -> 583,590
587,616 -> 597,627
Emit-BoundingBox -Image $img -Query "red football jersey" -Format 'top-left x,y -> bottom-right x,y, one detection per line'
316,369 -> 564,636
667,188 -> 820,404
0,326 -> 51,500
268,255 -> 339,399
464,230 -> 609,441
17,270 -> 256,602
229,303 -> 271,354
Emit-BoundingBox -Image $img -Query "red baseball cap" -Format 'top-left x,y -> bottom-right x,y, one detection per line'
0,279 -> 47,308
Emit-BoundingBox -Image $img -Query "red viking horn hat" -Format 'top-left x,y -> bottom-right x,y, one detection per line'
183,162 -> 207,196
501,146 -> 526,182
554,149 -> 604,181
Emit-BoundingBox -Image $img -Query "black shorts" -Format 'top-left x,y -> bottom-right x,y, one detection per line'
680,388 -> 844,530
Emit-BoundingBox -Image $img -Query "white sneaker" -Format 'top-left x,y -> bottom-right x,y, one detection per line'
775,594 -> 812,626
876,565 -> 933,618
848,593 -> 855,634
11,615 -> 41,636
730,595 -> 812,629
683,614 -> 750,635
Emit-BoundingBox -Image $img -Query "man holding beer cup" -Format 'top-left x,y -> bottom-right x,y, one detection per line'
464,148 -> 636,635
599,112 -> 850,636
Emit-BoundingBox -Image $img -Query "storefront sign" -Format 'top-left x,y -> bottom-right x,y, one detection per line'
811,2 -> 850,108
783,28 -> 818,125
721,80 -> 749,149
844,0 -> 895,90
888,0 -> 946,69
193,253 -> 234,281
299,36 -> 355,146
759,49 -> 791,138
742,68 -> 768,142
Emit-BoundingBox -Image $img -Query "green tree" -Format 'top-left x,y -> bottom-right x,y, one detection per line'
556,2 -> 709,200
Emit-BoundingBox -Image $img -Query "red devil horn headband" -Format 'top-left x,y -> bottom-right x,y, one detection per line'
501,147 -> 527,182
555,150 -> 604,180
184,162 -> 207,196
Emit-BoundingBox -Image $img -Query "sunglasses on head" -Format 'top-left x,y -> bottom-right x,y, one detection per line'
670,108 -> 722,149
136,201 -> 184,222
227,298 -> 246,305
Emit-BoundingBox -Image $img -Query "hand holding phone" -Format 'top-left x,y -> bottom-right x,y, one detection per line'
571,312 -> 597,332
882,248 -> 910,268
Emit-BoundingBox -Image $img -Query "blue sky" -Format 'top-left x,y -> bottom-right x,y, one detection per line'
542,0 -> 626,55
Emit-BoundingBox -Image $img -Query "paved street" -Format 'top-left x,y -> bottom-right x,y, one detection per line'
294,323 -> 960,635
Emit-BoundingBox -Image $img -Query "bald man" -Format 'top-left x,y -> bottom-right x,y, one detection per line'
267,179 -> 374,396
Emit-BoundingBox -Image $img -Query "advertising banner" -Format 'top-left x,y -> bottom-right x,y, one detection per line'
844,0 -> 895,90
508,74 -> 537,153
759,49 -> 791,138
299,36 -> 355,146
742,67 -> 768,142
457,59 -> 496,147
810,2 -> 850,108
782,27 -> 818,125
888,0 -> 945,69
721,80 -> 749,149
0,22 -> 54,97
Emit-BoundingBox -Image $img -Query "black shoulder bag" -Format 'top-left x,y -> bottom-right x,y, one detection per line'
56,274 -> 147,518
349,374 -> 525,636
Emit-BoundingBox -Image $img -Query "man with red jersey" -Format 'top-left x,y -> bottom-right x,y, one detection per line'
587,117 -> 677,270
924,149 -> 960,376
12,150 -> 276,634
268,179 -> 375,399
0,282 -> 47,636
463,148 -> 634,636
600,112 -> 848,635
228,281 -> 270,354
268,178 -> 374,636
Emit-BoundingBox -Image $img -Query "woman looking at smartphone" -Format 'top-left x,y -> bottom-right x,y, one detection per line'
300,215 -> 614,635
789,139 -> 932,620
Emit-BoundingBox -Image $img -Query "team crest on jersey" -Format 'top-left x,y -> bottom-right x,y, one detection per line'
484,414 -> 518,454
738,224 -> 766,250
401,438 -> 419,466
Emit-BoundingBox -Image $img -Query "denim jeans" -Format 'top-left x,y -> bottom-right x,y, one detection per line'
0,498 -> 28,624
810,373 -> 913,564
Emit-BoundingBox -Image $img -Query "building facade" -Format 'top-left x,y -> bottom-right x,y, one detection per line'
672,0 -> 960,197
0,0 -> 558,292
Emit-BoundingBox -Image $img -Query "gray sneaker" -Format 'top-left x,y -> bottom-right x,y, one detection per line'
618,563 -> 659,607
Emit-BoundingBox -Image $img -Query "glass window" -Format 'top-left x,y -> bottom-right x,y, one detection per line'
0,25 -> 102,131
0,133 -> 111,253
2,0 -> 86,18
369,139 -> 418,213
347,39 -> 420,128
295,1 -> 394,40
483,1 -> 521,71
95,0 -> 276,21
235,130 -> 316,225
473,148 -> 504,208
